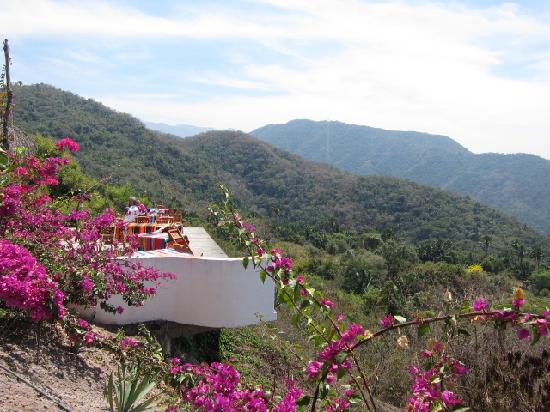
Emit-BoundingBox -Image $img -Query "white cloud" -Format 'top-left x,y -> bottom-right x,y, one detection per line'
3,0 -> 550,158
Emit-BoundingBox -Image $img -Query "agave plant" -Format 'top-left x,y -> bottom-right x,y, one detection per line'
104,360 -> 159,412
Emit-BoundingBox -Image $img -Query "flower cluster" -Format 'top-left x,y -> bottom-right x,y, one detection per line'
0,144 -> 174,322
0,239 -> 66,321
55,137 -> 80,153
407,342 -> 468,411
169,359 -> 303,411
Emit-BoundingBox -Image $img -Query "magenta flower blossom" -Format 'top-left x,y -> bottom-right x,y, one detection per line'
15,167 -> 28,176
295,275 -> 305,284
452,361 -> 469,376
441,391 -> 462,406
512,299 -> 525,309
380,314 -> 393,328
516,328 -> 530,340
119,337 -> 139,349
0,240 -> 66,321
83,331 -> 96,345
244,223 -> 255,233
473,297 -> 488,312
78,319 -> 90,330
55,137 -> 80,152
80,276 -> 94,294
321,298 -> 334,309
307,361 -> 322,378
536,318 -> 548,336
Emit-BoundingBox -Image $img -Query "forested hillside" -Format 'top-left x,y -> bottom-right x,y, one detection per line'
13,84 -> 549,256
251,119 -> 550,234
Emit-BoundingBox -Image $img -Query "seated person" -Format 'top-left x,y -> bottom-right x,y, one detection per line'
124,197 -> 141,222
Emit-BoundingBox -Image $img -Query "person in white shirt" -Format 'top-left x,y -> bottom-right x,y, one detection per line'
124,197 -> 141,222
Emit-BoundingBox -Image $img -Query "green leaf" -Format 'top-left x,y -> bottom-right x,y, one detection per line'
531,328 -> 541,346
320,383 -> 329,399
242,257 -> 249,269
296,396 -> 311,406
335,352 -> 347,364
349,395 -> 362,404
259,270 -> 267,283
460,300 -> 471,313
418,323 -> 431,338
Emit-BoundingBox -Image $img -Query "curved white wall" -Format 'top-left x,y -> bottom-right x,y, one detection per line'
81,256 -> 276,328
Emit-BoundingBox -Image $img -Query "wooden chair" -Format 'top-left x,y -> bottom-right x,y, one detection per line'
100,225 -> 116,246
166,228 -> 192,254
135,215 -> 150,223
156,216 -> 174,224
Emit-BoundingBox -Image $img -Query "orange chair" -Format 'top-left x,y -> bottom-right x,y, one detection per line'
166,228 -> 192,254
135,215 -> 150,223
156,216 -> 174,224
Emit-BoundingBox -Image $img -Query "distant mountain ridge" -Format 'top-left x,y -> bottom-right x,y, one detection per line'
144,122 -> 211,137
251,119 -> 550,234
11,84 -> 549,254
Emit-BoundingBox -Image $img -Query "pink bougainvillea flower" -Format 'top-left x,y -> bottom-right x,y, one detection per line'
321,298 -> 334,309
473,297 -> 488,312
441,390 -> 462,406
78,319 -> 90,330
307,361 -> 322,378
536,319 -> 548,336
295,275 -> 305,284
512,299 -> 525,309
516,328 -> 530,340
55,137 -> 80,152
452,361 -> 469,376
326,373 -> 336,384
83,331 -> 96,345
15,167 -> 28,176
119,337 -> 139,349
380,314 -> 393,328
80,276 -> 94,294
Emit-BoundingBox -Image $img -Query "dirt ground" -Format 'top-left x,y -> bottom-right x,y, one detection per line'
0,324 -> 117,412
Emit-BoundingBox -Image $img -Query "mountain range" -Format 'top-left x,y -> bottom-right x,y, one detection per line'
144,122 -> 211,138
251,119 -> 550,235
11,83 -> 549,254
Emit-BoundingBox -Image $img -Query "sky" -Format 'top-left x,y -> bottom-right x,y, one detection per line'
2,0 -> 550,159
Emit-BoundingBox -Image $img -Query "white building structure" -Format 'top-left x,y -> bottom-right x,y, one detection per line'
81,228 -> 276,328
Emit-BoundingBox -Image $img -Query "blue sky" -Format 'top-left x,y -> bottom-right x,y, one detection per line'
2,0 -> 550,159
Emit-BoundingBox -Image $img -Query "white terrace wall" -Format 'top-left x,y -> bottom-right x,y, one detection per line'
81,257 -> 276,328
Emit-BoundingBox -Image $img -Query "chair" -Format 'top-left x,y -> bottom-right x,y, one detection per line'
156,216 -> 174,224
166,228 -> 192,254
100,225 -> 116,246
135,215 -> 150,223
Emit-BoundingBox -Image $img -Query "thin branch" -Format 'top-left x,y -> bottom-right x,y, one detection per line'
2,38 -> 13,151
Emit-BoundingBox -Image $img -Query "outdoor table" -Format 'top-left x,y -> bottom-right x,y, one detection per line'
138,232 -> 169,251
126,222 -> 169,234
